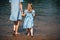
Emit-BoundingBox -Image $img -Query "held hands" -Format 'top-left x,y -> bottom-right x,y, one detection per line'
22,12 -> 25,17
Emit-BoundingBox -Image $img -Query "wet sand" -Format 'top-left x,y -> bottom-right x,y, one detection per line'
0,15 -> 60,40
0,34 -> 59,40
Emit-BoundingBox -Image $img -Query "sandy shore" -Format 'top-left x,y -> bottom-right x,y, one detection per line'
0,16 -> 60,40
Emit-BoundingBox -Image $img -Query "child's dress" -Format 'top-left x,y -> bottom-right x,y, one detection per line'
9,0 -> 23,21
23,10 -> 35,29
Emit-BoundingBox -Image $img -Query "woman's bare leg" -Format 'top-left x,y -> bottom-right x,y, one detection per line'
15,20 -> 21,34
13,21 -> 19,34
13,21 -> 18,31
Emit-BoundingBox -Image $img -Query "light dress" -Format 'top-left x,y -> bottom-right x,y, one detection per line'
9,0 -> 23,21
23,9 -> 35,29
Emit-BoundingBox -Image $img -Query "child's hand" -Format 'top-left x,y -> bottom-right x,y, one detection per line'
22,13 -> 25,17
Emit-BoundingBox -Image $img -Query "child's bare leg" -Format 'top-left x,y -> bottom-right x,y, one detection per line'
30,28 -> 33,36
27,28 -> 31,36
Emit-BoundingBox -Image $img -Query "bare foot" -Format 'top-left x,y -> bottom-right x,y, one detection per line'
31,36 -> 34,38
15,32 -> 20,35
